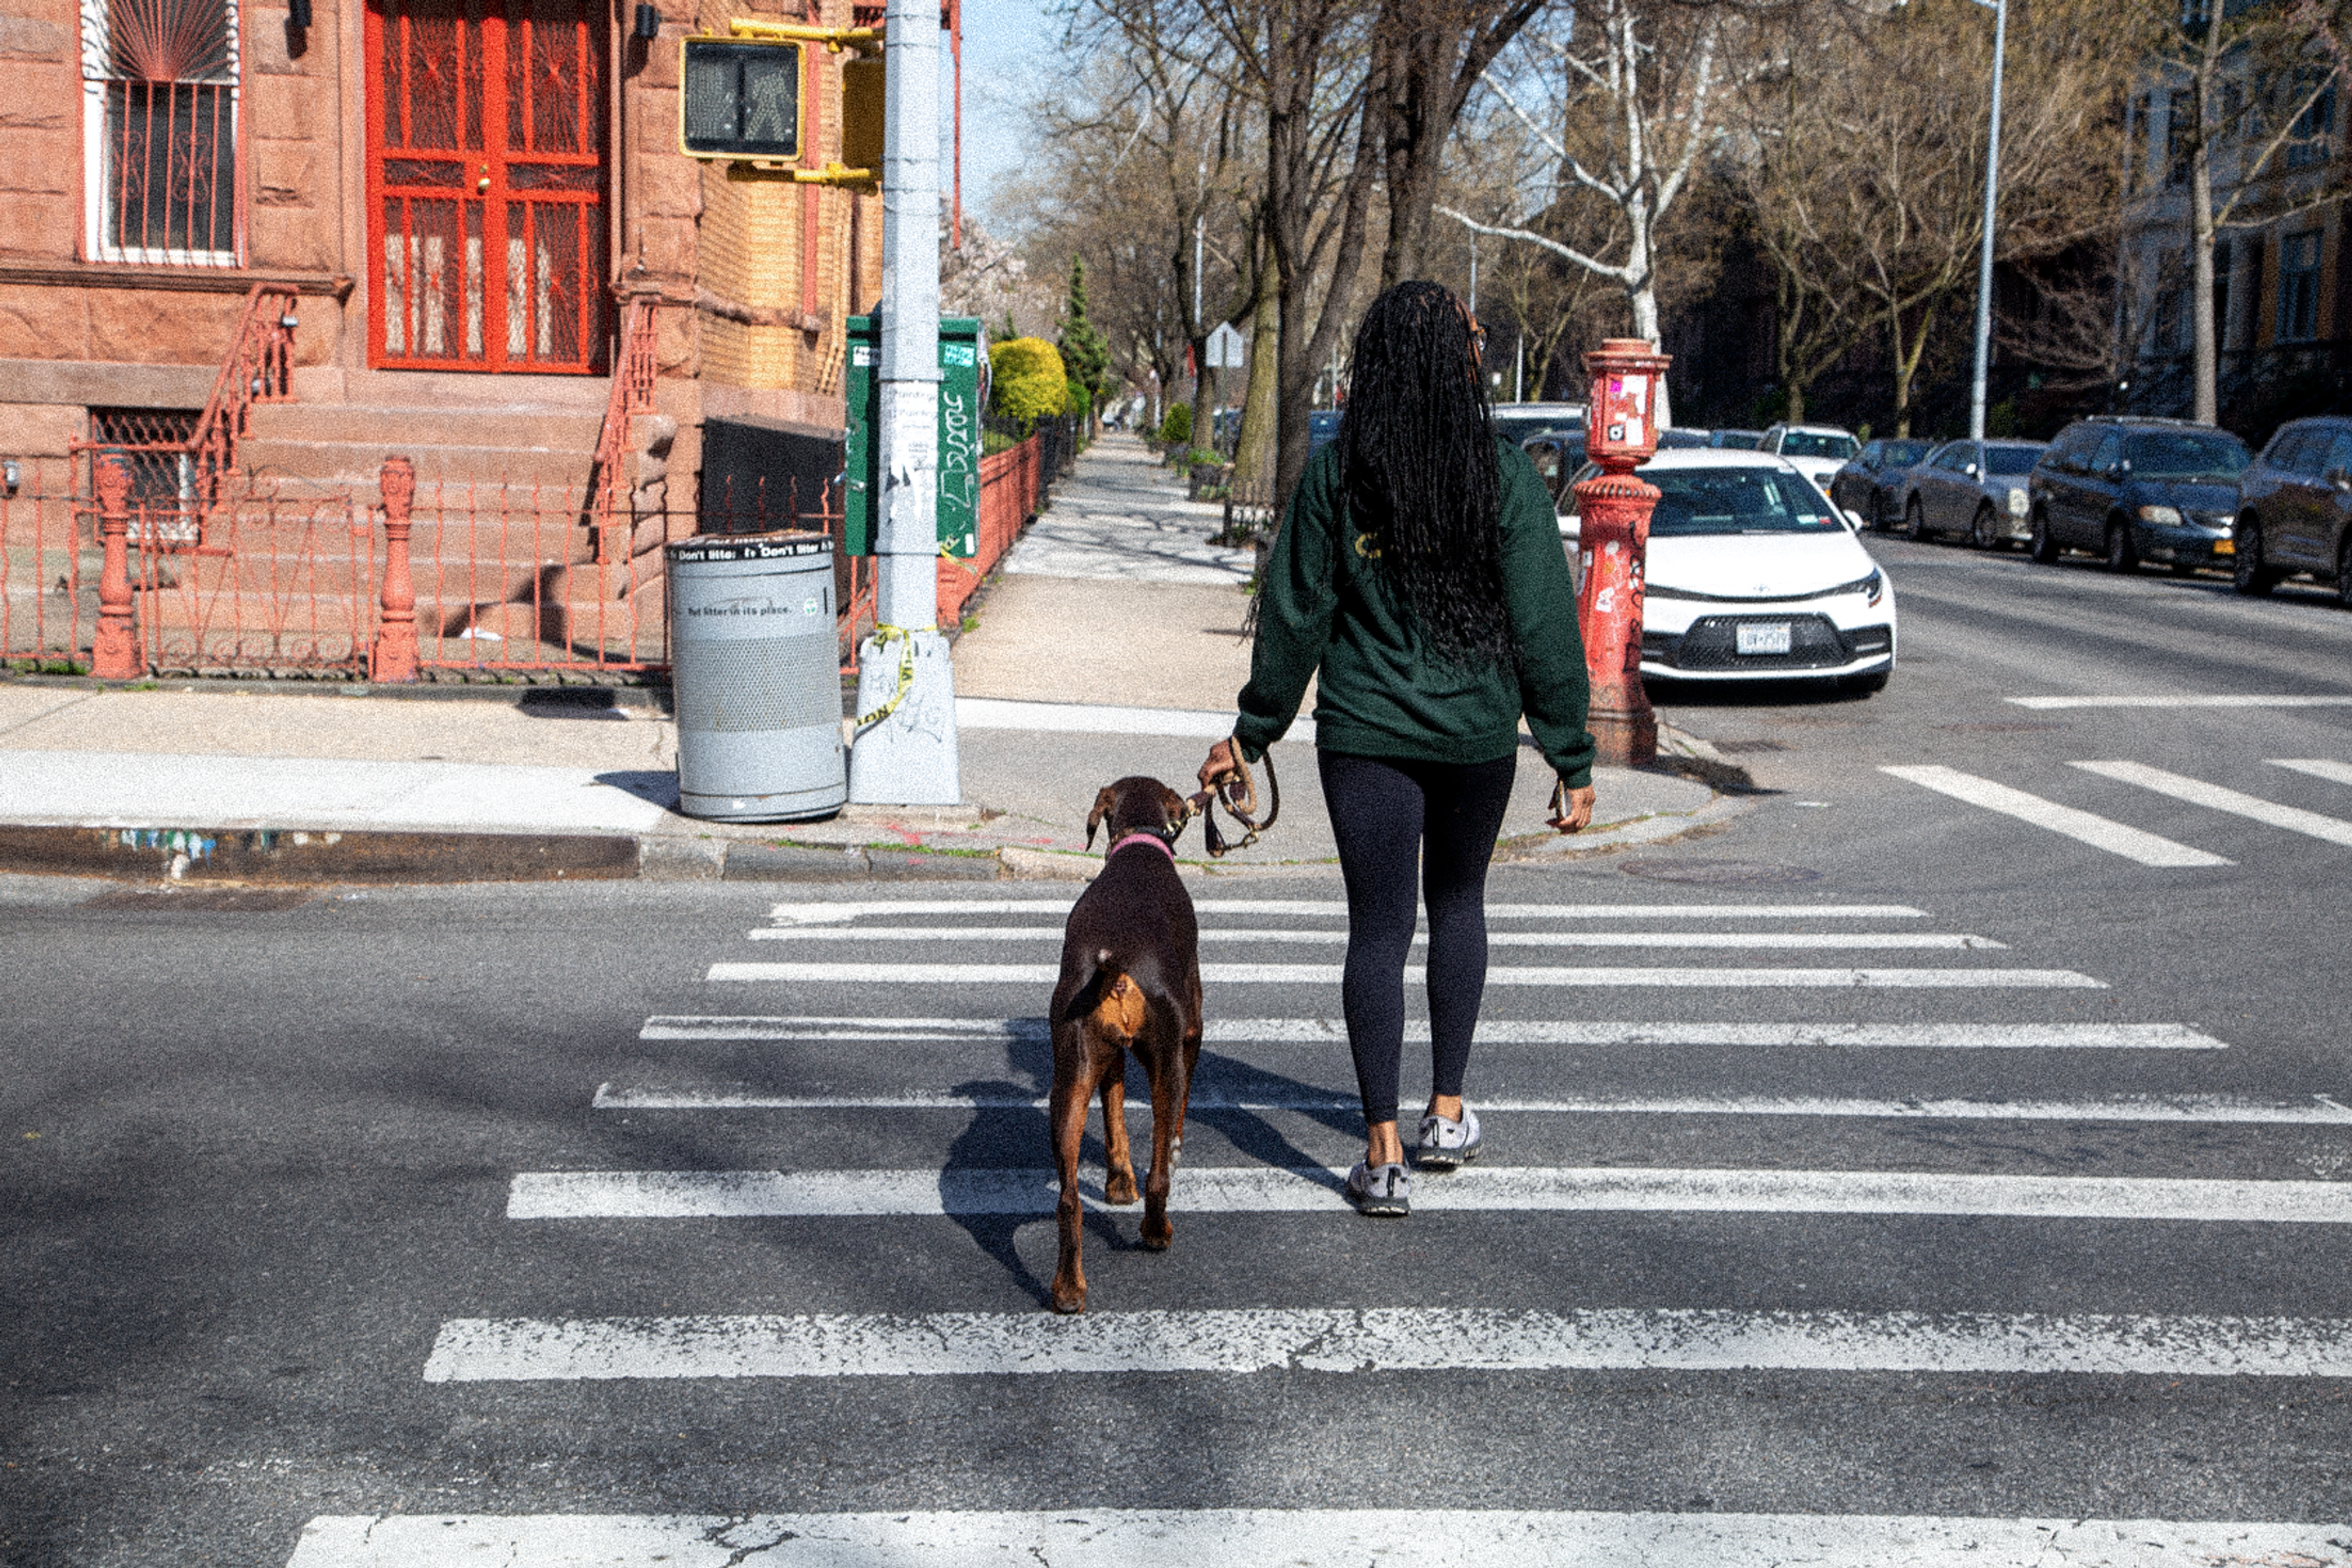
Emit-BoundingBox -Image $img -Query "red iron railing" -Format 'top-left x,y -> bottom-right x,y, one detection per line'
70,282 -> 296,553
589,293 -> 660,530
4,431 -> 1044,682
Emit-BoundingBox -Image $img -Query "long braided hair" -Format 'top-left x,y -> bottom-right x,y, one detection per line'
1337,282 -> 1510,668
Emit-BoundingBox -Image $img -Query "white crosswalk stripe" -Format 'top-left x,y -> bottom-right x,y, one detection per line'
344,891 -> 2320,1567
638,1016 -> 2225,1048
421,1305 -> 2352,1382
590,1088 -> 2307,1120
507,1163 -> 2352,1221
1887,754 -> 2352,864
766,899 -> 1931,924
2073,760 -> 2352,848
744,925 -> 2007,949
2007,692 -> 2352,708
707,960 -> 2102,988
2272,757 -> 2352,789
284,1509 -> 2352,1568
1878,764 -> 2231,865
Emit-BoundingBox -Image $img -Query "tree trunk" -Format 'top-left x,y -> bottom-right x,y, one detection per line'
1891,298 -> 1938,438
2188,0 -> 2223,426
1232,268 -> 1281,483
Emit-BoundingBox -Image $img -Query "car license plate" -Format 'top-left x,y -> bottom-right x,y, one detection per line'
1736,622 -> 1793,656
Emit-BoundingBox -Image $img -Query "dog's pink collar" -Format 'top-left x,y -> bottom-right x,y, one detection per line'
1107,831 -> 1175,862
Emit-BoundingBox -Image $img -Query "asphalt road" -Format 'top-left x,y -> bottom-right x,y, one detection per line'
5,534 -> 2352,1566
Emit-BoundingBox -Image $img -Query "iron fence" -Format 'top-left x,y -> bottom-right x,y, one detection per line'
3,429 -> 1046,682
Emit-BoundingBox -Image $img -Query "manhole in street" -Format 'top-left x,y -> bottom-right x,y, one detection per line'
1937,720 -> 2070,732
1713,739 -> 1790,754
1618,859 -> 1823,885
81,887 -> 314,912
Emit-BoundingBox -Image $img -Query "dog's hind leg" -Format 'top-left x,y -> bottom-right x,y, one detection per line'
1099,1066 -> 1139,1206
1047,1045 -> 1099,1314
1139,1011 -> 1191,1253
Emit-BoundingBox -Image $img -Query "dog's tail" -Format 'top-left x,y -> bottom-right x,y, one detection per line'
1080,949 -> 1147,1047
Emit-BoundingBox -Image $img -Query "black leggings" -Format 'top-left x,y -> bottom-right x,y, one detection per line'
1318,748 -> 1518,1129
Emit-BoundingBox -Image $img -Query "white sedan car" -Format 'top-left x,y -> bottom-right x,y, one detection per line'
1562,449 -> 1897,693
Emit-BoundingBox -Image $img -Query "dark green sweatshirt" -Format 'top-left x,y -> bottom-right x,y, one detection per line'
1234,435 -> 1597,787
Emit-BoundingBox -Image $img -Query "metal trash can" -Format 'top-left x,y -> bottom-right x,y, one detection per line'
666,530 -> 847,821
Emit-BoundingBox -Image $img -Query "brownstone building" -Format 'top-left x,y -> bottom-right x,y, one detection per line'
0,0 -> 893,521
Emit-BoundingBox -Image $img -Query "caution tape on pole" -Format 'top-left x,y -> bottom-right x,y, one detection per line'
853,624 -> 921,733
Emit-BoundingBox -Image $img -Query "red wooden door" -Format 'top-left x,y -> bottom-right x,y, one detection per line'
365,0 -> 608,373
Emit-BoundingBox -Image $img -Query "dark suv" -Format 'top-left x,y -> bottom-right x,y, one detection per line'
2026,417 -> 2249,573
2233,417 -> 2352,605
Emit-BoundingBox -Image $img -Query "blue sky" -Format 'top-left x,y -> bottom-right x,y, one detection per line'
945,0 -> 1058,224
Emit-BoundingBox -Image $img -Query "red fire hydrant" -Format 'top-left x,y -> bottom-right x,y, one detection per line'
1571,338 -> 1670,766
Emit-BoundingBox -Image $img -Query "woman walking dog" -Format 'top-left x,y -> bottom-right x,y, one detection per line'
1199,281 -> 1597,1218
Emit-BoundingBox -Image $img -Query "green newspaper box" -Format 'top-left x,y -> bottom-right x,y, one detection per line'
843,314 -> 984,557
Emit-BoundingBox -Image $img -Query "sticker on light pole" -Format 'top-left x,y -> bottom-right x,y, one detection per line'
886,382 -> 938,489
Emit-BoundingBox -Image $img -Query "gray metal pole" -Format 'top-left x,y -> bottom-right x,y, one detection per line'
849,0 -> 960,805
1968,0 -> 2008,442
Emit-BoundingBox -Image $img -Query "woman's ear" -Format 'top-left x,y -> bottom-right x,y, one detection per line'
1084,786 -> 1118,848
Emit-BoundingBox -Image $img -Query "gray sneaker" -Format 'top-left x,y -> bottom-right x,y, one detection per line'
1344,1160 -> 1411,1217
1414,1106 -> 1483,1171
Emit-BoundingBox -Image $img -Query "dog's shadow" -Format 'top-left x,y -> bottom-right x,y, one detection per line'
941,1033 -> 1354,1310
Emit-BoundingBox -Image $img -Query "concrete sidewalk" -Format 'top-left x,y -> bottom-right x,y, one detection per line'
0,432 -> 1740,883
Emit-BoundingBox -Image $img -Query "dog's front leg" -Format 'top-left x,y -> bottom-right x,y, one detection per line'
1099,1065 -> 1139,1206
1048,1058 -> 1095,1314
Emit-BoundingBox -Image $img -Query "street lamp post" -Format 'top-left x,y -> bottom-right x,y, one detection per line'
849,0 -> 960,804
1967,0 -> 2008,442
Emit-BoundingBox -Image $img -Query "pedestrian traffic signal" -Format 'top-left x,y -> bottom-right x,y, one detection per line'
680,37 -> 804,160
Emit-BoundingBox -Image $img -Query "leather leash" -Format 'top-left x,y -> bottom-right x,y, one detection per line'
1186,747 -> 1280,858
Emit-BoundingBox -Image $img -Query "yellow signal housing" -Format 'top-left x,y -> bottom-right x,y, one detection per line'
679,36 -> 805,164
678,20 -> 882,187
841,57 -> 884,174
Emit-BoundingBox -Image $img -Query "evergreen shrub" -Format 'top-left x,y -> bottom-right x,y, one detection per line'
989,338 -> 1069,428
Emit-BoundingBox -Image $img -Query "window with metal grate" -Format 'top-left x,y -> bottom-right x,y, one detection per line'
80,0 -> 240,264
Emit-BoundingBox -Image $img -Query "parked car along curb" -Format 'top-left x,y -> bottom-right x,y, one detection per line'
2026,416 -> 2248,573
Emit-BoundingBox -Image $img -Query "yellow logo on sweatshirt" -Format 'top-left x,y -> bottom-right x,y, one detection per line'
1353,531 -> 1382,559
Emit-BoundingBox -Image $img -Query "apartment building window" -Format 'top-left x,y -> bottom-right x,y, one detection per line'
2167,89 -> 2195,186
2286,74 -> 2336,168
2277,230 -> 2321,342
80,0 -> 241,264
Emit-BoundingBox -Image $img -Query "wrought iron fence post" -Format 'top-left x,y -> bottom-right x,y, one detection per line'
371,456 -> 420,682
91,456 -> 140,679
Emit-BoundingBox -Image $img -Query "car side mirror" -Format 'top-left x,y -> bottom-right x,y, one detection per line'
2329,465 -> 2351,488
1964,463 -> 1980,478
1842,508 -> 1867,531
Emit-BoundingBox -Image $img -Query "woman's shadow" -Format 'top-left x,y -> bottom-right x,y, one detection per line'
941,1023 -> 1355,1308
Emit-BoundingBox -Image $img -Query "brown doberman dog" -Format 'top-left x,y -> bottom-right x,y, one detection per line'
1047,775 -> 1204,1315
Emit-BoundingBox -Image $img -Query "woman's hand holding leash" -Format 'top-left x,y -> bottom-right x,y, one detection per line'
1548,778 -> 1597,834
1198,739 -> 1242,793
1189,737 -> 1278,857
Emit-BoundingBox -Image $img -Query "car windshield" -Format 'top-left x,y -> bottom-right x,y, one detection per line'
1985,445 -> 2040,476
1779,431 -> 1858,459
2125,431 -> 2249,479
1711,431 -> 1763,450
1882,440 -> 1931,466
1643,467 -> 1843,535
1493,410 -> 1579,444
